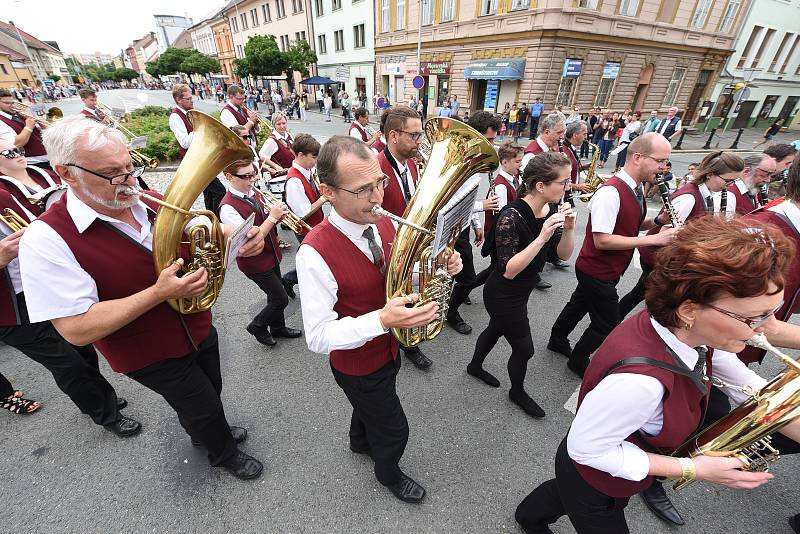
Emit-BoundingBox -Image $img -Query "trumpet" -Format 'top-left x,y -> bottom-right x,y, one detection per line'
11,102 -> 63,129
258,188 -> 312,234
0,208 -> 28,232
97,102 -> 158,168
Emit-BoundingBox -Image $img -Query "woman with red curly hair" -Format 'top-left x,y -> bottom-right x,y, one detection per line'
515,216 -> 800,534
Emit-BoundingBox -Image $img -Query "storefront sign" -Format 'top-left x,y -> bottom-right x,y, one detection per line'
483,80 -> 499,112
562,59 -> 583,78
335,66 -> 349,82
420,61 -> 451,76
602,62 -> 620,80
385,64 -> 401,75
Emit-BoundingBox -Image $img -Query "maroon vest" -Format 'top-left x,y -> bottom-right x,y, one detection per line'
304,218 -> 399,376
484,174 -> 518,231
80,109 -> 103,122
565,144 -> 580,184
377,150 -> 420,217
639,183 -> 708,268
39,194 -> 212,373
0,190 -> 31,326
219,191 -> 282,273
171,107 -> 193,158
223,103 -> 248,125
285,167 -> 324,232
523,138 -> 546,155
0,168 -> 62,217
573,310 -> 713,498
0,114 -> 46,157
350,123 -> 368,142
372,137 -> 386,154
270,134 -> 295,169
729,182 -> 760,215
575,176 -> 646,281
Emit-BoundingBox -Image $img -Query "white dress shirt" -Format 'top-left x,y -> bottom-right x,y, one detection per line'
285,162 -> 315,218
349,121 -> 368,140
587,169 -> 640,234
18,188 -> 210,323
168,106 -> 194,150
296,207 -> 387,355
0,110 -> 48,164
0,195 -> 36,294
219,104 -> 246,129
567,316 -> 768,482
258,131 -> 291,163
521,137 -> 551,171
768,199 -> 800,227
620,121 -> 641,143
671,183 -> 736,221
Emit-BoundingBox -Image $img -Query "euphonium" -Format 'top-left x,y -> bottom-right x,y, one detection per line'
671,333 -> 800,490
150,110 -> 253,314
381,117 -> 499,346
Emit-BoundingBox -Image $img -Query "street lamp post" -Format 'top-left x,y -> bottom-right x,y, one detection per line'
722,67 -> 761,134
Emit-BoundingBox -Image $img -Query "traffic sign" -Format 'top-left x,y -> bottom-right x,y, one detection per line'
412,75 -> 425,90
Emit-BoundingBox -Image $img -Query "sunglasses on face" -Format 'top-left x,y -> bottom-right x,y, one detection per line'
0,147 -> 25,159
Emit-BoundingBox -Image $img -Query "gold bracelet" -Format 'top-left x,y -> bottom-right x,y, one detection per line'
678,457 -> 696,481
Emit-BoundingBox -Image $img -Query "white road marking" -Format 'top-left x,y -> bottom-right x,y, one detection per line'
563,384 -> 580,414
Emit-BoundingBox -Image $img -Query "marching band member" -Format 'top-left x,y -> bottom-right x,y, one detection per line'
78,88 -> 112,124
619,151 -> 743,320
19,116 -> 266,480
219,160 -> 301,347
0,140 -> 62,216
169,83 -> 226,214
258,112 -> 295,176
296,135 -> 462,502
0,187 -> 136,432
563,121 -> 593,194
0,89 -> 51,169
220,85 -> 259,150
516,216 -> 800,534
349,107 -> 382,151
468,152 -> 576,418
729,153 -> 777,214
548,133 -> 676,378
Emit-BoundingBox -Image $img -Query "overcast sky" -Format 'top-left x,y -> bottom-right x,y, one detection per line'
3,0 -> 225,56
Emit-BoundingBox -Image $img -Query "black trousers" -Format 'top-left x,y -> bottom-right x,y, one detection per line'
471,317 -> 535,393
580,139 -> 590,159
516,438 -> 631,534
0,293 -> 120,425
448,227 -> 476,318
529,116 -> 540,140
281,232 -> 305,287
551,268 -> 621,367
126,327 -> 237,465
0,371 -> 13,398
331,357 -> 409,486
244,265 -> 288,328
203,177 -> 227,215
618,263 -> 652,319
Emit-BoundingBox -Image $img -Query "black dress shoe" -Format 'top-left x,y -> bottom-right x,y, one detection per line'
246,323 -> 276,346
546,338 -> 572,358
464,295 -> 472,305
349,442 -> 372,455
403,348 -> 433,370
789,513 -> 800,534
467,364 -> 500,387
641,480 -> 685,526
193,426 -> 248,447
509,389 -> 546,418
104,415 -> 142,437
446,314 -> 473,335
534,279 -> 552,290
550,259 -> 571,269
385,472 -> 426,503
271,326 -> 302,338
567,358 -> 588,378
220,450 -> 263,480
281,277 -> 296,299
116,397 -> 128,410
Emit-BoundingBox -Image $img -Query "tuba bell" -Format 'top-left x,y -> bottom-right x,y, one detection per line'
382,117 -> 499,346
148,110 -> 253,314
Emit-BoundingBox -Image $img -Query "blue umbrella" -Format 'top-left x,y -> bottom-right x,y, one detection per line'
300,75 -> 338,85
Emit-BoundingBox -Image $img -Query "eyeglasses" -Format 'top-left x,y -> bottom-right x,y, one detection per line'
397,130 -> 424,142
755,167 -> 776,176
705,301 -> 783,329
64,163 -> 145,185
640,154 -> 670,165
0,147 -> 25,159
552,178 -> 571,186
332,175 -> 390,199
231,171 -> 257,179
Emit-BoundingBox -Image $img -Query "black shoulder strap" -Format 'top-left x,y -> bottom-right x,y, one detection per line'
603,356 -> 707,394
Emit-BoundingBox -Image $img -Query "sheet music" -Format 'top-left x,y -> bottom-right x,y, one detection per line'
431,176 -> 480,257
224,212 -> 256,269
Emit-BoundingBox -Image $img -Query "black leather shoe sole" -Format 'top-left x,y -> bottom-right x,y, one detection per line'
534,280 -> 552,290
116,397 -> 128,410
271,327 -> 302,338
246,324 -> 276,346
404,350 -> 433,370
547,341 -> 572,358
104,416 -> 142,437
641,482 -> 685,526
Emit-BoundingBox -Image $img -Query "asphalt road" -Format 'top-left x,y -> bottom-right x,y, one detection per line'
2,90 -> 797,534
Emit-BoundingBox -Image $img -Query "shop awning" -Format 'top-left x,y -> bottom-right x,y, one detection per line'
463,59 -> 526,80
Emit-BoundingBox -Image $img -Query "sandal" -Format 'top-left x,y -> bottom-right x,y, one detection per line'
2,392 -> 42,414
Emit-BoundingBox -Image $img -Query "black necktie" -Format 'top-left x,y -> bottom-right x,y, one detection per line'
746,191 -> 757,207
11,114 -> 25,125
399,168 -> 412,203
309,173 -> 320,196
362,226 -> 385,273
634,184 -> 644,202
692,346 -> 709,382
704,195 -> 714,213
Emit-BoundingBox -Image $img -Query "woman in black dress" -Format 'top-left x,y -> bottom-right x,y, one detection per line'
467,152 -> 576,418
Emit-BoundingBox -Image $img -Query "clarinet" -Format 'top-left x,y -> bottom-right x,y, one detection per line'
719,188 -> 728,218
655,173 -> 682,228
487,173 -> 497,214
759,183 -> 769,207
558,139 -> 574,206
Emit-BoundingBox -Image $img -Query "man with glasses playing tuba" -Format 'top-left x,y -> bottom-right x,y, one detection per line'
296,135 -> 462,503
18,116 -> 267,480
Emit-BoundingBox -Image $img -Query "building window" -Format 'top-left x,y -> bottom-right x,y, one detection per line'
577,0 -> 598,8
656,0 -> 679,23
594,62 -> 620,107
236,44 -> 244,57
422,0 -> 434,24
511,0 -> 530,9
262,4 -> 272,21
318,34 -> 327,54
231,17 -> 239,32
314,0 -> 324,15
690,0 -> 713,29
442,0 -> 455,22
240,13 -> 248,30
769,32 -> 794,72
251,8 -> 259,26
556,78 -> 578,108
662,67 -> 686,107
619,0 -> 639,16
332,0 -> 342,10
334,29 -> 345,51
780,35 -> 799,73
353,24 -> 366,48
737,26 -> 762,68
751,28 -> 776,68
0,64 -> 7,75
381,0 -> 390,31
291,0 -> 303,12
480,0 -> 497,15
276,0 -> 287,18
718,1 -> 741,33
397,0 -> 406,29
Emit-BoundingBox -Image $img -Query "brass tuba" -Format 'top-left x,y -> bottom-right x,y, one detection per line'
149,110 -> 253,314
671,333 -> 800,490
382,117 -> 499,346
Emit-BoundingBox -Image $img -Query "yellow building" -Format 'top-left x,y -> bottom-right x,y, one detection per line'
0,45 -> 35,89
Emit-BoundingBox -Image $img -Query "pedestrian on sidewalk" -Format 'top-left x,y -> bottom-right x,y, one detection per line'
324,92 -> 332,122
316,88 -> 324,112
754,119 -> 784,149
528,98 -> 543,139
299,94 -> 307,121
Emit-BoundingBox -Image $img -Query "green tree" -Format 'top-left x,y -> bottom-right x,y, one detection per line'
180,52 -> 220,76
284,39 -> 317,89
65,57 -> 81,78
115,68 -> 140,82
155,47 -> 193,75
233,58 -> 250,79
145,61 -> 162,78
241,35 -> 288,79
49,74 -> 61,83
